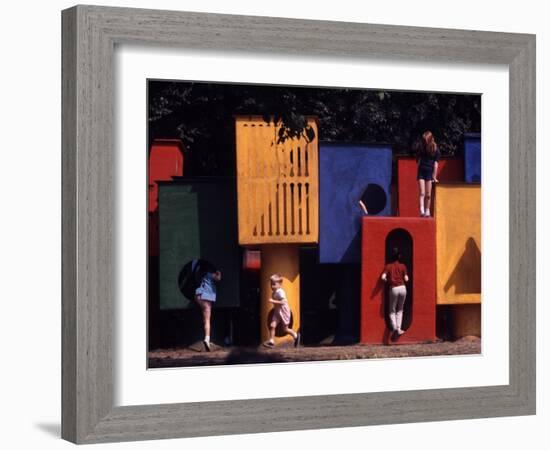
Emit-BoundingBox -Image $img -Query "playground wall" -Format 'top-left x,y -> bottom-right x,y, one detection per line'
319,143 -> 392,263
397,157 -> 463,217
360,217 -> 437,344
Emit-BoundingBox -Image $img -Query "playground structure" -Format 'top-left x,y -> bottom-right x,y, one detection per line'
319,143 -> 392,264
148,139 -> 184,256
435,184 -> 481,338
360,217 -> 437,344
151,120 -> 481,348
235,115 -> 320,344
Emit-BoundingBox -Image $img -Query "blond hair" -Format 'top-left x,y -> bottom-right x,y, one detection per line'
270,274 -> 283,283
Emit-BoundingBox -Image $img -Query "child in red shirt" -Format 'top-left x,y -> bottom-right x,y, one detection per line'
381,248 -> 410,340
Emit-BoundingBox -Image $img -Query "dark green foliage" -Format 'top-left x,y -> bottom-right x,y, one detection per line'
148,80 -> 481,177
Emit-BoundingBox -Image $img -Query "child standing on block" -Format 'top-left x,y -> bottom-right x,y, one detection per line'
416,130 -> 440,217
194,262 -> 222,352
381,248 -> 410,341
263,274 -> 301,348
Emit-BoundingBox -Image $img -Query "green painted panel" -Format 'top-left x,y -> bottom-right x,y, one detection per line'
159,179 -> 240,309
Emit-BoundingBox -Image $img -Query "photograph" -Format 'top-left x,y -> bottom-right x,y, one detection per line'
146,80 -> 482,368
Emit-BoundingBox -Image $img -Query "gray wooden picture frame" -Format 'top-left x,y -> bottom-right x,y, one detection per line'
61,4 -> 536,444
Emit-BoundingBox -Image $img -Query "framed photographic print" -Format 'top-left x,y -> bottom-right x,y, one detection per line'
62,4 -> 535,444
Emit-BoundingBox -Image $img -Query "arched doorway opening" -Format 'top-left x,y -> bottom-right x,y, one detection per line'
384,228 -> 413,331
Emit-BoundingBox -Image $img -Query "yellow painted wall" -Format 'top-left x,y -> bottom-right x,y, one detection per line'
235,116 -> 319,245
260,245 -> 300,344
435,184 -> 481,304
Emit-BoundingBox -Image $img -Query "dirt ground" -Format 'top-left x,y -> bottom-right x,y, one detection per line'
148,336 -> 481,368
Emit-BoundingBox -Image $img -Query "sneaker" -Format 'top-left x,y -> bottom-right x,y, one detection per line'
294,332 -> 301,348
262,341 -> 275,348
390,330 -> 398,342
420,212 -> 426,217
203,340 -> 212,352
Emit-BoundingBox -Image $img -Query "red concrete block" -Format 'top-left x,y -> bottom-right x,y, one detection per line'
361,216 -> 436,344
149,139 -> 184,256
243,249 -> 261,271
148,139 -> 185,212
397,157 -> 464,217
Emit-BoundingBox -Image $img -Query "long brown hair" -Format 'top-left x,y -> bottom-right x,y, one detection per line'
417,130 -> 437,157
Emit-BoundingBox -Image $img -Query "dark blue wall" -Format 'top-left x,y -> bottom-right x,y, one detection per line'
464,133 -> 481,183
319,143 -> 392,263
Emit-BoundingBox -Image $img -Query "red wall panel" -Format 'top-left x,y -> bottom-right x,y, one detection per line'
397,157 -> 464,217
148,139 -> 184,256
149,139 -> 185,212
242,248 -> 261,271
361,217 -> 436,344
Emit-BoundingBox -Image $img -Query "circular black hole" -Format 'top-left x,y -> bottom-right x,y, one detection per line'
360,183 -> 387,215
178,259 -> 216,301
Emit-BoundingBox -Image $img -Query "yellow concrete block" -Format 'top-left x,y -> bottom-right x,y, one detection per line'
235,115 -> 319,245
260,245 -> 300,344
435,184 -> 481,304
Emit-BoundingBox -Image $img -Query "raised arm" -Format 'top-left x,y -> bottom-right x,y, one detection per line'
432,148 -> 440,182
432,161 -> 439,183
269,298 -> 286,305
358,199 -> 369,215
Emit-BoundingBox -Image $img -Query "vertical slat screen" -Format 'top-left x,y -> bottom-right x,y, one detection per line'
236,116 -> 319,245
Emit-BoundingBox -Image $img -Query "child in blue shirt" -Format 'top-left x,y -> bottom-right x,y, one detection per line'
194,263 -> 222,352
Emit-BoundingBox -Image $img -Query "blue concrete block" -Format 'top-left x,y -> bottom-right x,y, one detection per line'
464,133 -> 481,183
319,143 -> 392,263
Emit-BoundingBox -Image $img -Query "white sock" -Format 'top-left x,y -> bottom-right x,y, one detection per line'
204,335 -> 210,343
425,208 -> 430,217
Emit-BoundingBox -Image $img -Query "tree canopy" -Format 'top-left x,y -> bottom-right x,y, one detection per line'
148,80 -> 481,177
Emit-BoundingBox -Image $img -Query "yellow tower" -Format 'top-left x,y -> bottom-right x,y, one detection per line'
435,183 -> 481,338
235,115 -> 319,343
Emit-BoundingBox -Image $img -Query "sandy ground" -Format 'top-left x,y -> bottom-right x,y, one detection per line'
148,336 -> 481,368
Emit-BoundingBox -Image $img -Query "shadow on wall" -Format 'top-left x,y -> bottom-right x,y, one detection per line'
444,237 -> 481,294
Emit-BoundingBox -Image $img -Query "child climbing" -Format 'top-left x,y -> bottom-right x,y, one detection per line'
263,274 -> 301,348
193,261 -> 222,352
381,247 -> 410,341
416,130 -> 440,217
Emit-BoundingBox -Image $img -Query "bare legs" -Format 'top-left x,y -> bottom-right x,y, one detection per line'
424,179 -> 433,216
195,296 -> 212,349
268,320 -> 277,344
418,179 -> 433,216
283,326 -> 298,340
418,179 -> 425,215
265,321 -> 298,347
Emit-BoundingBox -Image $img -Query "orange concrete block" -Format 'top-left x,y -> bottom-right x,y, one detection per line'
235,116 -> 319,245
435,184 -> 481,304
